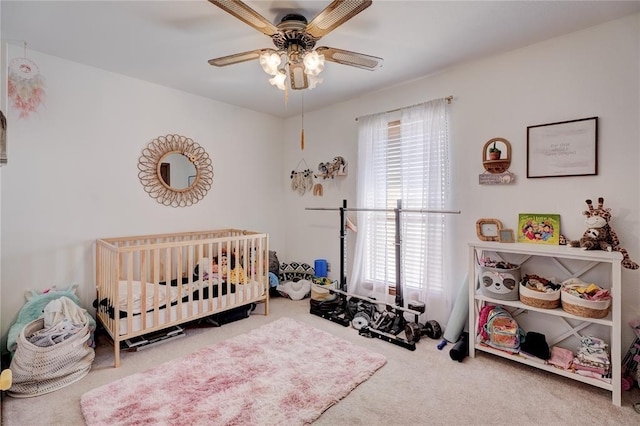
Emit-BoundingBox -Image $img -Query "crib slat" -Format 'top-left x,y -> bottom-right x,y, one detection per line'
140,250 -> 148,330
176,246 -> 184,322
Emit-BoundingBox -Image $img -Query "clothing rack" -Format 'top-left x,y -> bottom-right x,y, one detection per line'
305,199 -> 460,349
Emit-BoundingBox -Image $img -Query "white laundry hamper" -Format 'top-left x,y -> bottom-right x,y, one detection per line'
8,317 -> 95,398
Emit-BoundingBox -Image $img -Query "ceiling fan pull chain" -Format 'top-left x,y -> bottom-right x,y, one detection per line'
301,93 -> 305,150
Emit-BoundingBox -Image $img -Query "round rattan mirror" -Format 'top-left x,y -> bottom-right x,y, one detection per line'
138,134 -> 213,207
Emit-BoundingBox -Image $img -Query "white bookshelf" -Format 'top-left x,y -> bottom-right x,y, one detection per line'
468,241 -> 622,406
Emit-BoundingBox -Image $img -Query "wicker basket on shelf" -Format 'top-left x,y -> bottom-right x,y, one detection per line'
520,284 -> 560,309
560,278 -> 611,319
519,275 -> 561,309
561,292 -> 610,318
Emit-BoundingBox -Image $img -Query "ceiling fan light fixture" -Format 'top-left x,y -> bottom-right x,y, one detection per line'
307,73 -> 323,90
269,70 -> 287,90
208,0 -> 382,92
290,64 -> 308,89
259,50 -> 282,75
303,50 -> 325,76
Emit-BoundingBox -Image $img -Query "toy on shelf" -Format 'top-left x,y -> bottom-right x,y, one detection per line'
569,197 -> 639,270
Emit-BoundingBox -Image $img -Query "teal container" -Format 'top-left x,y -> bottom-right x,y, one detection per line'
314,259 -> 328,277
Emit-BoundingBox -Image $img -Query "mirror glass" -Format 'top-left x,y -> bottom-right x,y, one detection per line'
160,152 -> 197,190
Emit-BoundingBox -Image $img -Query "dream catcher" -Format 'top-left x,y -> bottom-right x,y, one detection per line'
290,158 -> 315,195
8,43 -> 46,119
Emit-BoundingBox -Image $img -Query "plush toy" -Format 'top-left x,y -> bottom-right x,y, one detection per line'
570,197 -> 638,270
219,253 -> 229,277
214,251 -> 247,284
229,263 -> 247,285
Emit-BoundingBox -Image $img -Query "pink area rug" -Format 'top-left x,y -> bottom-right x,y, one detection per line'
80,317 -> 386,425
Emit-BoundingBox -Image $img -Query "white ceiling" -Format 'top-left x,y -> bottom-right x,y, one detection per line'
2,1 -> 639,118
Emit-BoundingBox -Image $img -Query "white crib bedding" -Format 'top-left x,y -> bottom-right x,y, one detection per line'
98,276 -> 244,320
117,280 -> 263,335
116,279 -> 206,315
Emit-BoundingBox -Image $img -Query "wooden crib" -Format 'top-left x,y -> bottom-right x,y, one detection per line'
95,229 -> 269,367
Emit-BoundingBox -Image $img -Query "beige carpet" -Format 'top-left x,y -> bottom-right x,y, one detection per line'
2,296 -> 640,425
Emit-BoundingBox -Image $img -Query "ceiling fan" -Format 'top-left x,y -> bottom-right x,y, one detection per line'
207,0 -> 383,91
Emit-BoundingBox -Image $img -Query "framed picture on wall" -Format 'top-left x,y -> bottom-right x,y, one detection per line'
526,117 -> 597,178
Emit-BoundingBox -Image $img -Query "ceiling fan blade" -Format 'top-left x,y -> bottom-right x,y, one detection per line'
305,0 -> 372,38
208,49 -> 267,67
208,0 -> 278,37
316,47 -> 383,70
288,62 -> 309,90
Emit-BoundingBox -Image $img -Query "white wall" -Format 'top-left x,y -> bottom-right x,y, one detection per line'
281,15 -> 640,346
0,47 -> 285,347
2,13 -> 638,351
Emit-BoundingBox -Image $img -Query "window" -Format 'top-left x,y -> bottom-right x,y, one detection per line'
351,99 -> 450,309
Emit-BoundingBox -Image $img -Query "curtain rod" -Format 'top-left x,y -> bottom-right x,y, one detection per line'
355,95 -> 453,122
306,207 -> 461,214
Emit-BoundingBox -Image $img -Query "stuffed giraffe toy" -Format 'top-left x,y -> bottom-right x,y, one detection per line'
570,197 -> 639,270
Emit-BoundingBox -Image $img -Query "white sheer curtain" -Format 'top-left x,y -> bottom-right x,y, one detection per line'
350,98 -> 452,323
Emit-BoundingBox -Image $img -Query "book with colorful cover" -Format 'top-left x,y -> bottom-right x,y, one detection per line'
518,213 -> 560,245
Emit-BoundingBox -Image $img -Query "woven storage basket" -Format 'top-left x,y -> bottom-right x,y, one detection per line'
519,283 -> 560,309
8,318 -> 95,398
479,265 -> 521,301
311,278 -> 337,302
560,289 -> 611,319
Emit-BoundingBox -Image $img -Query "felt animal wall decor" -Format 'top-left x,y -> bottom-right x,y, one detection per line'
318,156 -> 347,179
569,197 -> 639,270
